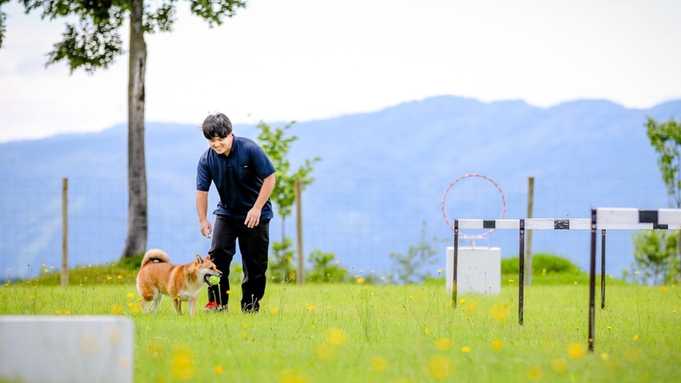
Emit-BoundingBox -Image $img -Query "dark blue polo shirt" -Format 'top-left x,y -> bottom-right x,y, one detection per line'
196,135 -> 275,219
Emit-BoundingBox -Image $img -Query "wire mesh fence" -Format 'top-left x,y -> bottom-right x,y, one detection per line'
0,173 -> 670,282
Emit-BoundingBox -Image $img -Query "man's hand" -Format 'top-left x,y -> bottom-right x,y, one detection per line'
200,218 -> 213,238
245,207 -> 262,228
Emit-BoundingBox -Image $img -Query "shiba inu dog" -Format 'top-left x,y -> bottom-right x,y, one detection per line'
136,249 -> 222,316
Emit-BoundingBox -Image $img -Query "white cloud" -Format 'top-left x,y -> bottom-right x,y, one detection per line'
1,0 -> 680,142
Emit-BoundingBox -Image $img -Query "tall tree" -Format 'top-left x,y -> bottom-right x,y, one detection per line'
630,229 -> 678,285
0,1 -> 8,46
646,117 -> 681,209
257,121 -> 320,282
5,0 -> 246,258
633,116 -> 681,283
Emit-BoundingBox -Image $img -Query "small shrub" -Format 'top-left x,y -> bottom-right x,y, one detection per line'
501,253 -> 582,275
306,249 -> 348,283
33,262 -> 137,286
117,253 -> 144,271
532,254 -> 582,274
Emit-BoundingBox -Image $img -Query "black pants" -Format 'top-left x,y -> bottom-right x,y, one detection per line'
207,215 -> 270,312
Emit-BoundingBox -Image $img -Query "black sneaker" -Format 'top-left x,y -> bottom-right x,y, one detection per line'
241,302 -> 259,313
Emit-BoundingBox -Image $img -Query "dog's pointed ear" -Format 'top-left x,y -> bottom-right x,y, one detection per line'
196,254 -> 203,264
205,254 -> 211,261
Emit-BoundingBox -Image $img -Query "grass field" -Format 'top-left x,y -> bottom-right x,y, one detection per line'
1,273 -> 679,382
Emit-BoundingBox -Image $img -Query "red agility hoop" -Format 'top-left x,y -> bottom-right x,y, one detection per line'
441,173 -> 506,239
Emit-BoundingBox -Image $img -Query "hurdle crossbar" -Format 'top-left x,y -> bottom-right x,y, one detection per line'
458,213 -> 681,231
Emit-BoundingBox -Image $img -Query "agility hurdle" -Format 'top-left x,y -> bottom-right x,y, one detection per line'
453,218 -> 591,325
451,208 -> 681,352
588,208 -> 681,352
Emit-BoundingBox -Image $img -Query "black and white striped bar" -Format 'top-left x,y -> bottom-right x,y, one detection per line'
458,209 -> 681,231
457,218 -> 590,230
596,208 -> 681,229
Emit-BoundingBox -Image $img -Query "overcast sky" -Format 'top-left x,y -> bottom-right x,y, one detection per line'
1,0 -> 680,143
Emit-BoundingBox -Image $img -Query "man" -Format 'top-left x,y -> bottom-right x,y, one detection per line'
196,112 -> 276,313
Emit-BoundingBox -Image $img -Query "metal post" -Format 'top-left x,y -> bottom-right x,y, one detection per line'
588,208 -> 597,352
518,219 -> 525,325
453,220 -> 459,307
600,229 -> 606,309
61,178 -> 68,286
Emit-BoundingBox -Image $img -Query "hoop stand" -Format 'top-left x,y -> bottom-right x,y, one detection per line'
443,174 -> 506,308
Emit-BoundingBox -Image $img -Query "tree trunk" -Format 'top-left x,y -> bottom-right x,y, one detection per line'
121,0 -> 148,259
281,218 -> 287,281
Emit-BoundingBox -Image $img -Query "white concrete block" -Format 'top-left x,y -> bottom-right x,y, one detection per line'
446,246 -> 501,295
0,316 -> 133,383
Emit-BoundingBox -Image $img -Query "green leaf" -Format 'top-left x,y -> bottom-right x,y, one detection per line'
645,117 -> 681,208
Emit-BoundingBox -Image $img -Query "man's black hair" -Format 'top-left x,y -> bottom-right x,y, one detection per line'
201,112 -> 233,139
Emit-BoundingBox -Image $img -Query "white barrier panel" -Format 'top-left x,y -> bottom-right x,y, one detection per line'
658,209 -> 681,226
596,208 -> 640,225
446,247 -> 501,295
0,316 -> 133,383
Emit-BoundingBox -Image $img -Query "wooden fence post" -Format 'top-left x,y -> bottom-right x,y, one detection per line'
61,178 -> 68,286
525,176 -> 534,286
295,179 -> 304,285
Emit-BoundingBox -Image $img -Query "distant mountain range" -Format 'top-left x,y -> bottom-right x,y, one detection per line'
1,95 -> 679,281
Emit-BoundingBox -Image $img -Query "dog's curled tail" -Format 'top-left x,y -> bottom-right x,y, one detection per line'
141,248 -> 170,268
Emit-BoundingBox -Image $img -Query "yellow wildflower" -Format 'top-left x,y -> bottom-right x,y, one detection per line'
427,355 -> 452,380
567,343 -> 586,360
527,365 -> 543,380
371,356 -> 388,372
551,358 -> 568,373
171,346 -> 194,380
435,338 -> 453,351
325,328 -> 347,345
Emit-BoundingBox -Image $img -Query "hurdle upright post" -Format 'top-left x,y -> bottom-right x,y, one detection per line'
588,208 -> 597,352
601,229 -> 607,309
518,219 -> 525,326
452,220 -> 459,308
